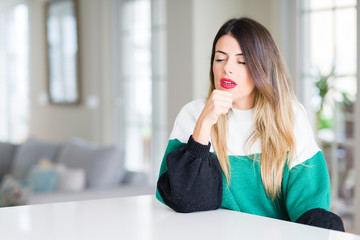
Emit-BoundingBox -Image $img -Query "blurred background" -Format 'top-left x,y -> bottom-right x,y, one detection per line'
0,0 -> 359,234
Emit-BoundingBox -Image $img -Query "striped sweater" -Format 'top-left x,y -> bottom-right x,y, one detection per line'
156,98 -> 331,223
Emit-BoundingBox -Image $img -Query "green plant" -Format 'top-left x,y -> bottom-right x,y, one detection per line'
313,65 -> 335,130
313,65 -> 355,131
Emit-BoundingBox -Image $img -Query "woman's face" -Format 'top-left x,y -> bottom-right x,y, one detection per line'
213,34 -> 256,109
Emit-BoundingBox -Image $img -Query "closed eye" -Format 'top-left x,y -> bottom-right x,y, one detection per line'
238,61 -> 246,65
215,59 -> 224,62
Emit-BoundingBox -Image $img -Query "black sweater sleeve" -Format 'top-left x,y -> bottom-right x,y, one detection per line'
157,135 -> 223,213
295,208 -> 345,232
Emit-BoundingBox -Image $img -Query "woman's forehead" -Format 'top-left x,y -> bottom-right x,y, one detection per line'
215,34 -> 243,54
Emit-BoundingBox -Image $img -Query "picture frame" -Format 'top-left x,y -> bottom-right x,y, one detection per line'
45,0 -> 80,105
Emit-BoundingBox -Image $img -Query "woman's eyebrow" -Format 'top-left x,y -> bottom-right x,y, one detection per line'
215,50 -> 244,56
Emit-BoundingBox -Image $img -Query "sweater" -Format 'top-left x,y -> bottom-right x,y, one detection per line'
156,98 -> 343,230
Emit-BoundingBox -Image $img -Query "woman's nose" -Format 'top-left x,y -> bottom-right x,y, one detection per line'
224,62 -> 233,74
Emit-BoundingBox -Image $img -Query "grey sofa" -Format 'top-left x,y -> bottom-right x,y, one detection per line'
0,137 -> 154,207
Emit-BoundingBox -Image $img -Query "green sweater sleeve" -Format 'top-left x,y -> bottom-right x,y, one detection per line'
283,151 -> 331,221
155,139 -> 185,204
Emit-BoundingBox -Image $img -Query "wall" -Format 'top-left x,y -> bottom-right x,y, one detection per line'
166,0 -> 194,133
192,0 -> 244,100
166,0 -> 246,132
28,0 -> 113,144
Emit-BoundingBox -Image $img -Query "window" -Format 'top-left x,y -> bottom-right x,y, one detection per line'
113,0 -> 167,181
0,2 -> 29,143
299,0 -> 357,231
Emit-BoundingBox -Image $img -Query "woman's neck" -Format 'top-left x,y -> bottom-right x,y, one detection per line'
232,93 -> 255,110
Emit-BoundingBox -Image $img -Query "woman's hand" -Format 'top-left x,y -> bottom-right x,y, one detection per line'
193,90 -> 233,145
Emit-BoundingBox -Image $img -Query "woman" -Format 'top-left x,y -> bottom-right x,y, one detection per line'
156,17 -> 344,231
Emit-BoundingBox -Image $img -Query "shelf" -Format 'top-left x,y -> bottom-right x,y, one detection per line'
318,138 -> 355,147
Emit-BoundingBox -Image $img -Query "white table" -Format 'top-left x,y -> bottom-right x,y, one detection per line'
0,195 -> 359,240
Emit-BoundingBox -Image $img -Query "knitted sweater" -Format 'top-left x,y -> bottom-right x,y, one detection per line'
156,98 -> 331,223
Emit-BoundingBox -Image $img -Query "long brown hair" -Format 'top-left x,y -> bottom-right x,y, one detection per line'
209,18 -> 297,200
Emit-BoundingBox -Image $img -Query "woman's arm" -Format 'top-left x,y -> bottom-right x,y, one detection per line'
156,91 -> 232,213
157,135 -> 223,213
285,103 -> 344,231
284,152 -> 344,231
295,208 -> 344,231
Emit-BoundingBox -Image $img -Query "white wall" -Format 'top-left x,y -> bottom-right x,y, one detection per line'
28,0 -> 113,144
166,0 -> 193,134
192,0 -> 244,100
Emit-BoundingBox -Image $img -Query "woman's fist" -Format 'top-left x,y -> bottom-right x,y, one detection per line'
199,90 -> 233,126
192,90 -> 233,144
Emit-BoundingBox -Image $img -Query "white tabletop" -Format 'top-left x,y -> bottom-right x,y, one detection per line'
0,195 -> 359,240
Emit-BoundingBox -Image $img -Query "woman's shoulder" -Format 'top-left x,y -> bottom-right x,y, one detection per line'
290,100 -> 315,136
289,100 -> 314,130
169,98 -> 206,142
290,100 -> 320,169
291,100 -> 313,130
176,98 -> 206,122
180,98 -> 206,115
291,100 -> 307,117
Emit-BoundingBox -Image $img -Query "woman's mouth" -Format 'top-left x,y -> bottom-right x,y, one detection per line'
220,78 -> 237,89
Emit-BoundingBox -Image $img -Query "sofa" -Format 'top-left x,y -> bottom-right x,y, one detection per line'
0,137 -> 155,207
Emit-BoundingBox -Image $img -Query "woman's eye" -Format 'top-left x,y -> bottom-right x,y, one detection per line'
215,59 -> 224,62
238,61 -> 246,65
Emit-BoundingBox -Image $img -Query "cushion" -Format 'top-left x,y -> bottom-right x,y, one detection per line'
11,138 -> 61,180
57,139 -> 125,189
0,142 -> 18,181
0,175 -> 32,207
121,170 -> 148,186
26,165 -> 59,193
56,164 -> 85,192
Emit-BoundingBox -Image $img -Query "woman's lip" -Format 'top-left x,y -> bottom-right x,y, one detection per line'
220,78 -> 237,89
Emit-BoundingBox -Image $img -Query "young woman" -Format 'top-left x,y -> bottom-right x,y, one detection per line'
156,17 -> 344,231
